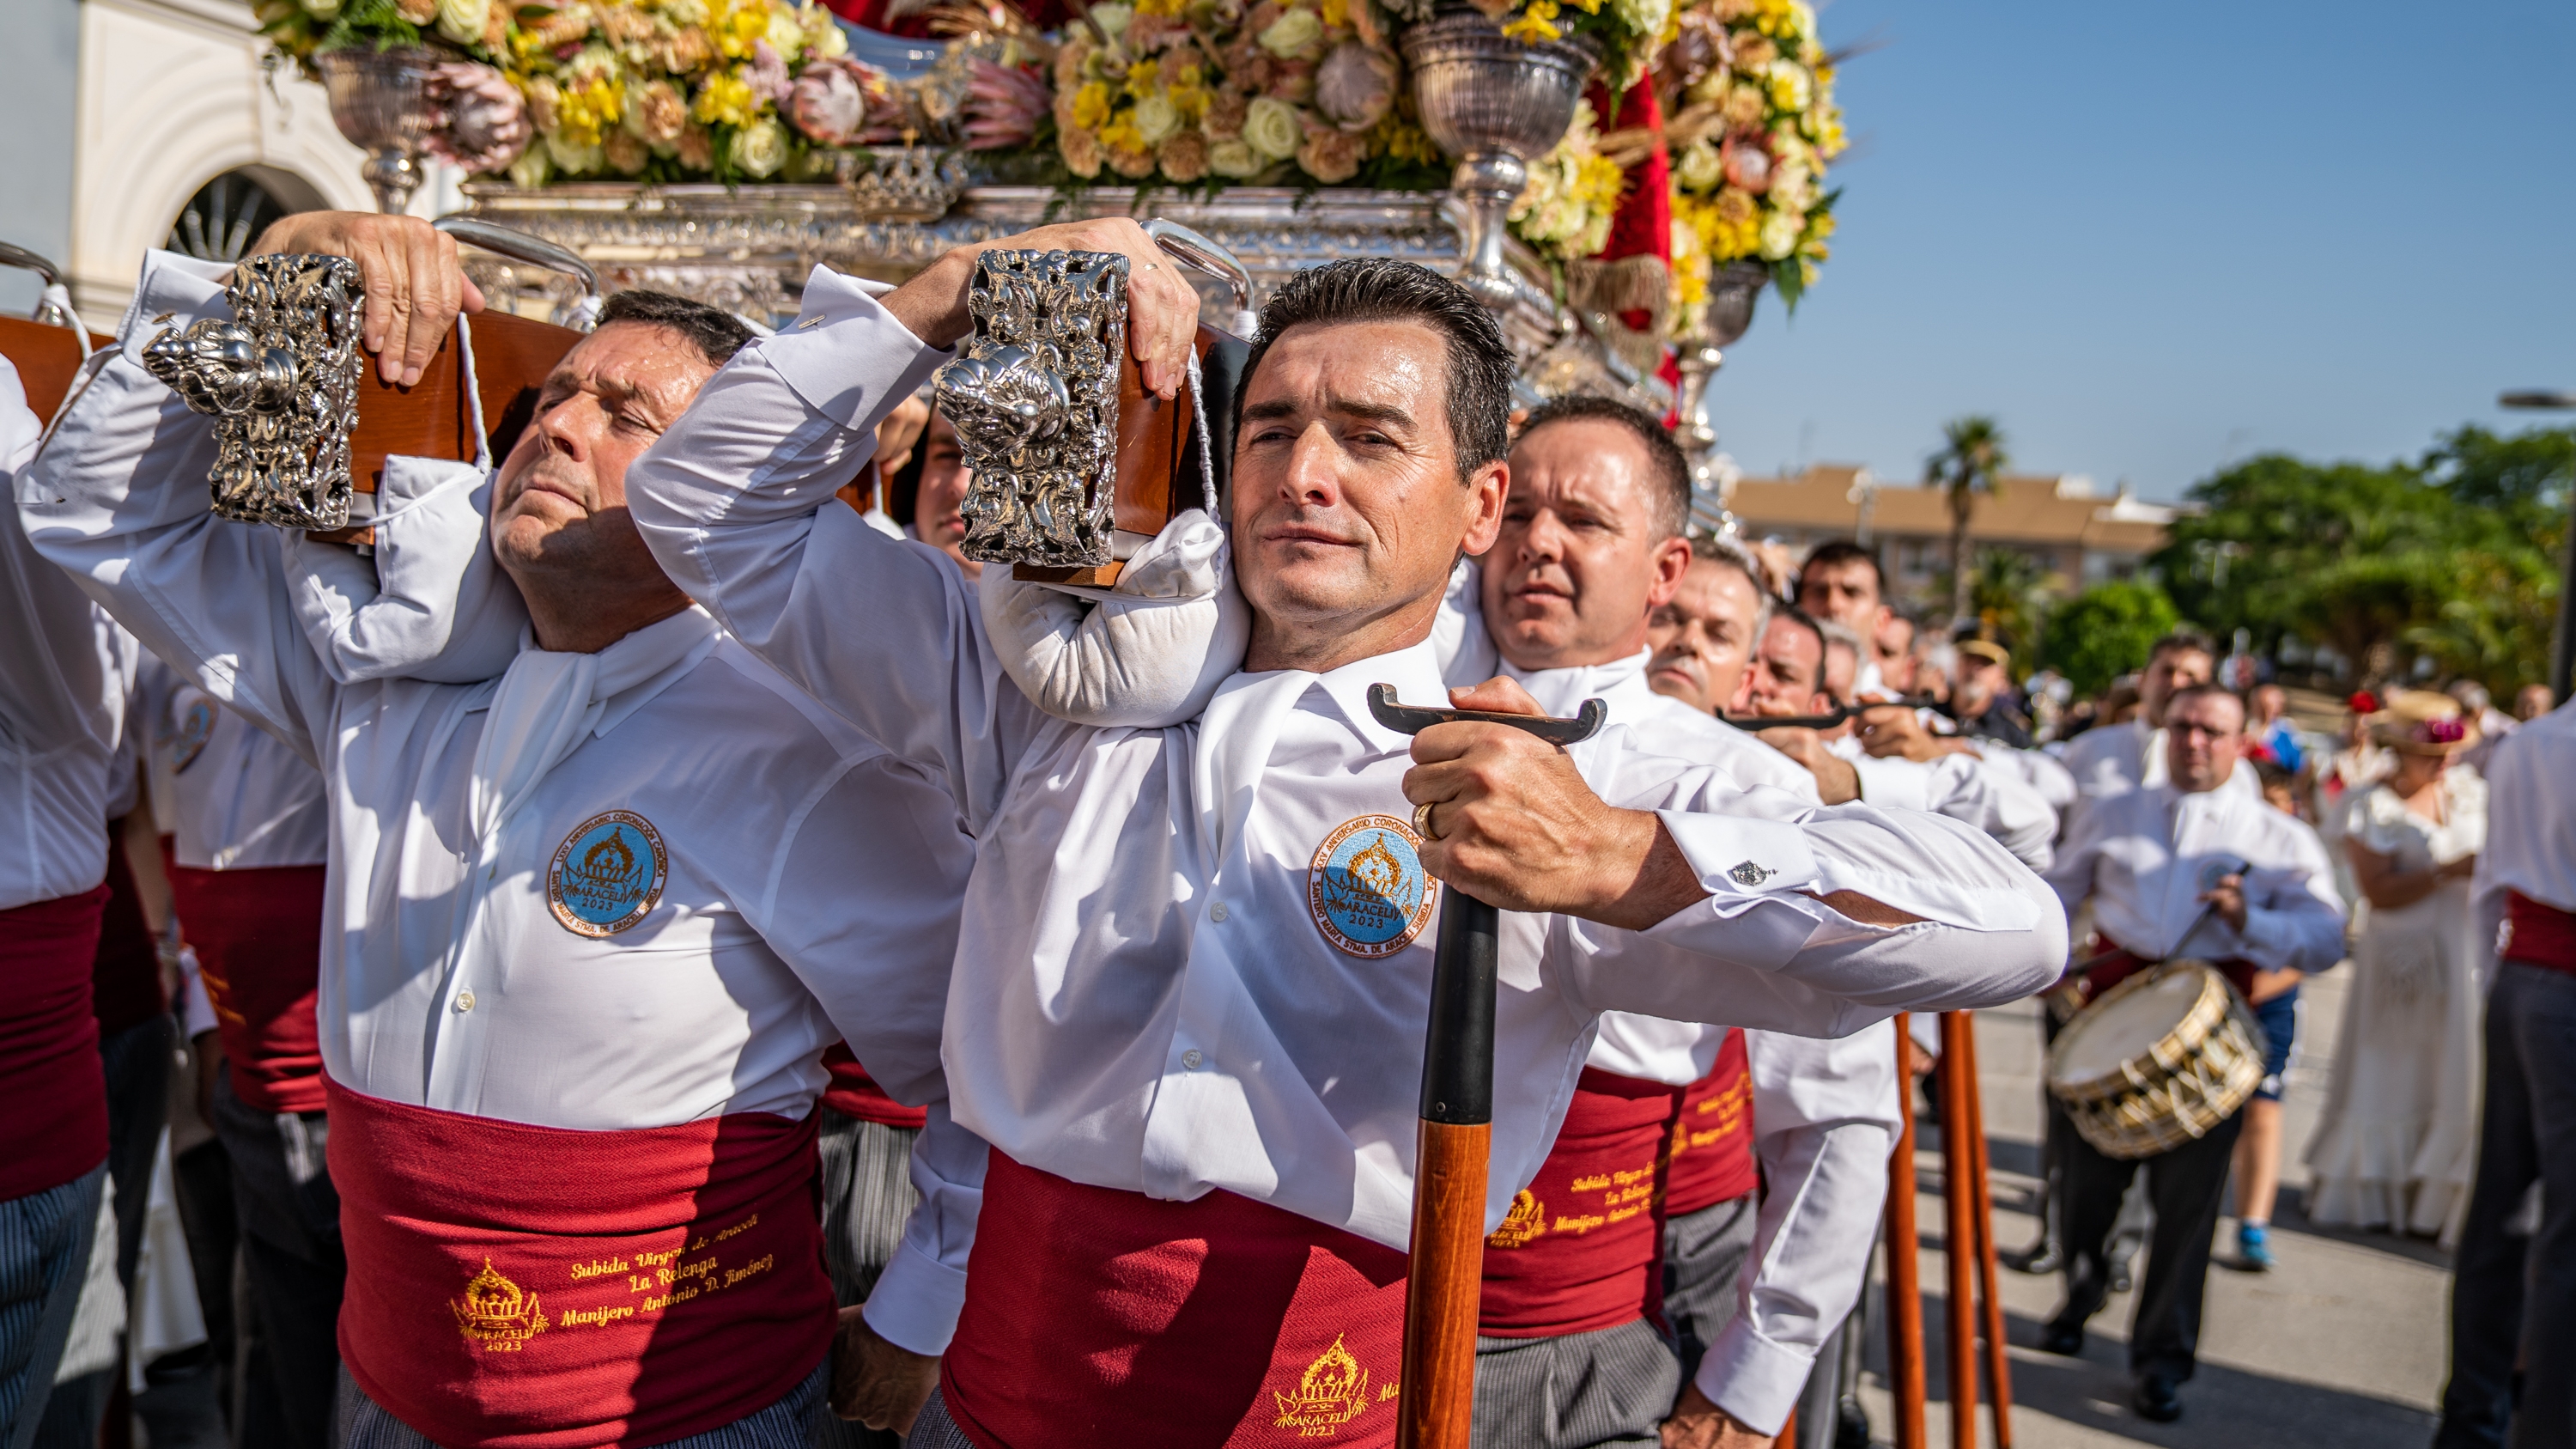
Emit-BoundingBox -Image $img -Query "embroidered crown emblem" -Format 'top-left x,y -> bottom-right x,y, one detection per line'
1273,1333 -> 1374,1434
1487,1188 -> 1546,1248
453,1258 -> 547,1350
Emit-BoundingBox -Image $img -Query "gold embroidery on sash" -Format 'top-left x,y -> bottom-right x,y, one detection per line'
1486,1189 -> 1546,1249
1273,1334 -> 1375,1436
453,1260 -> 546,1352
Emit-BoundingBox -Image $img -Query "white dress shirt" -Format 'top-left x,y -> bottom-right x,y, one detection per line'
2474,698 -> 2576,971
2044,767 -> 2345,972
149,667 -> 330,870
1967,740 -> 2078,814
1,356 -> 125,911
1698,1022 -> 1899,1434
21,251 -> 986,1355
1826,735 -> 2057,873
2059,716 -> 2254,830
626,268 -> 2067,1256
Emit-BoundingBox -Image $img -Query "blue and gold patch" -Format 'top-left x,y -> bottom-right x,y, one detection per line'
546,810 -> 668,939
170,697 -> 216,774
1307,814 -> 1437,959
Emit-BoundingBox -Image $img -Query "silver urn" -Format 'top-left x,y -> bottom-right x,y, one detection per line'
316,46 -> 443,215
1400,6 -> 1594,312
1674,259 -> 1767,523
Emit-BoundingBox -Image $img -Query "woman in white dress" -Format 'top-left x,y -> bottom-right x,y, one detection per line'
2304,691 -> 2486,1242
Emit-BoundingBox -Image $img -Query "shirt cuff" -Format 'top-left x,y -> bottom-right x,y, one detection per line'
1695,1316 -> 1823,1436
1656,811 -> 1821,907
1849,754 -> 1932,813
859,1235 -> 968,1355
2234,904 -> 2309,971
118,250 -> 234,347
762,265 -> 950,429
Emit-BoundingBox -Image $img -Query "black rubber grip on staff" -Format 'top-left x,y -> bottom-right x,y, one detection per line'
1364,684 -> 1608,1123
1419,893 -> 1498,1123
1716,695 -> 1941,732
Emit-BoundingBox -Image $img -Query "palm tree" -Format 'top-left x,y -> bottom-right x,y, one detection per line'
1927,415 -> 2009,626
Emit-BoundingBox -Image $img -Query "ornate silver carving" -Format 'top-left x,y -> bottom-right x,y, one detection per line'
141,253 -> 363,530
934,250 -> 1126,568
1673,259 -> 1768,535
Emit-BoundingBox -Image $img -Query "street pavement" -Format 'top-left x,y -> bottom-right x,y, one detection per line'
1849,969 -> 2452,1447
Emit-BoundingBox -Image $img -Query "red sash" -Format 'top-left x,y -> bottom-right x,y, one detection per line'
818,1043 -> 930,1129
90,842 -> 167,1038
1478,1067 -> 1684,1338
939,1153 -> 1409,1449
167,862 -> 327,1115
2505,890 -> 2576,972
1664,1033 -> 1756,1216
0,886 -> 111,1200
326,1080 -> 835,1448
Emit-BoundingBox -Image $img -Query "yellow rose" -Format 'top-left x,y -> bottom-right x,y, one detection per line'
1071,82 -> 1112,130
507,144 -> 550,188
1674,139 -> 1721,191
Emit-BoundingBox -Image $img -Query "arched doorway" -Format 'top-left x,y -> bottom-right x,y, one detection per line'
165,166 -> 325,263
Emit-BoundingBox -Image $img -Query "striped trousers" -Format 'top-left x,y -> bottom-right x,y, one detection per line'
0,1166 -> 106,1449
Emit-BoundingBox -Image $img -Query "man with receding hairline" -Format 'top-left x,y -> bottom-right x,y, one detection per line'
631,251 -> 2063,1447
25,212 -> 997,1448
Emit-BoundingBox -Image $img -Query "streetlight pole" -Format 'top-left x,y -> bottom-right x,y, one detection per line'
2497,391 -> 2576,704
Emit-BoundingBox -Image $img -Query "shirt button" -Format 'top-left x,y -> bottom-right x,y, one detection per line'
453,989 -> 477,1014
1181,1050 -> 1204,1070
1209,902 -> 1230,922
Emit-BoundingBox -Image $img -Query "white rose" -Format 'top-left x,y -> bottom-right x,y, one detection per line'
1089,2 -> 1133,37
544,134 -> 603,174
1258,7 -> 1322,57
766,9 -> 805,54
1758,207 -> 1801,260
732,116 -> 789,176
1208,137 -> 1265,176
1132,92 -> 1181,143
1767,58 -> 1810,111
1770,161 -> 1811,210
1613,0 -> 1668,47
1243,96 -> 1303,159
809,14 -> 848,57
507,144 -> 551,188
300,0 -> 342,16
1674,139 -> 1721,190
435,0 -> 490,46
662,0 -> 708,21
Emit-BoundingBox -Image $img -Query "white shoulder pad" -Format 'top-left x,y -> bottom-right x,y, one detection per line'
977,509 -> 1249,728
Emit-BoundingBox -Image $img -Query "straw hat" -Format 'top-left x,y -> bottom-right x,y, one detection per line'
2366,689 -> 2479,754
1956,639 -> 2011,672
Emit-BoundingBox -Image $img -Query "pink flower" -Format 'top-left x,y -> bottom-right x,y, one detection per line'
423,62 -> 532,174
1721,131 -> 1772,193
749,40 -> 793,103
789,57 -> 906,146
962,58 -> 1048,150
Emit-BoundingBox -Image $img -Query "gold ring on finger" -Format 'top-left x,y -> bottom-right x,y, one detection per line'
1413,801 -> 1439,842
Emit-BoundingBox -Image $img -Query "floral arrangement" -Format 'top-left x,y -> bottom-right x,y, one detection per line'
256,0 -> 513,68
1048,0 -> 1439,186
1505,98 -> 1625,262
1640,0 -> 1842,323
1381,0 -> 1674,94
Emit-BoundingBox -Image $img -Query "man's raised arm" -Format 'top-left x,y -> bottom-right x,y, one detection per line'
19,253 -> 342,766
626,217 -> 1202,825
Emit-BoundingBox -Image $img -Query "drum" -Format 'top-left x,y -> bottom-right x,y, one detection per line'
2044,961 -> 2266,1160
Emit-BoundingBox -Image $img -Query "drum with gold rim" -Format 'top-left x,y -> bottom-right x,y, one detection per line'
2044,960 -> 2266,1160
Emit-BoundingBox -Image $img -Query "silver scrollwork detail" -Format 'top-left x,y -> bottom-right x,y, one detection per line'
935,248 -> 1126,569
141,253 -> 364,530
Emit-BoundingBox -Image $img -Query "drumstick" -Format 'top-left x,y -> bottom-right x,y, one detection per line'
1959,1016 -> 2014,1447
1937,1013 -> 1978,1446
1885,1014 -> 1928,1449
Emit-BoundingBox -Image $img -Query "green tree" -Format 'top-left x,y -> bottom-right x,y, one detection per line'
2041,579 -> 2180,699
1959,548 -> 2058,661
1927,416 -> 2008,626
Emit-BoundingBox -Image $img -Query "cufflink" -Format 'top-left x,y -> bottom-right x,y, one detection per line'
1728,861 -> 1776,888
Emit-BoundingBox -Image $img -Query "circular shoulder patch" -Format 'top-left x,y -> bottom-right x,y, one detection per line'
546,811 -> 669,938
1307,814 -> 1438,959
170,697 -> 216,774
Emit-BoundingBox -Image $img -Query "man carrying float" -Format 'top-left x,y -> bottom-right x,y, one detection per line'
627,224 -> 2067,1446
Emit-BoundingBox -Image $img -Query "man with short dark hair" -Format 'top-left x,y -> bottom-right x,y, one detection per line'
2058,630 -> 2242,820
2040,681 -> 2342,1424
1795,541 -> 1893,695
27,212 -> 987,1448
629,248 -> 2066,1446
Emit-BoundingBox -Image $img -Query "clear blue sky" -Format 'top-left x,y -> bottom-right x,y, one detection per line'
1704,0 -> 2576,502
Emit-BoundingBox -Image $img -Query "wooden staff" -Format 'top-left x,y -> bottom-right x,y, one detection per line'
1366,686 -> 1605,1449
1885,1014 -> 1927,1449
1938,1012 -> 1979,1446
1959,1016 -> 2014,1447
